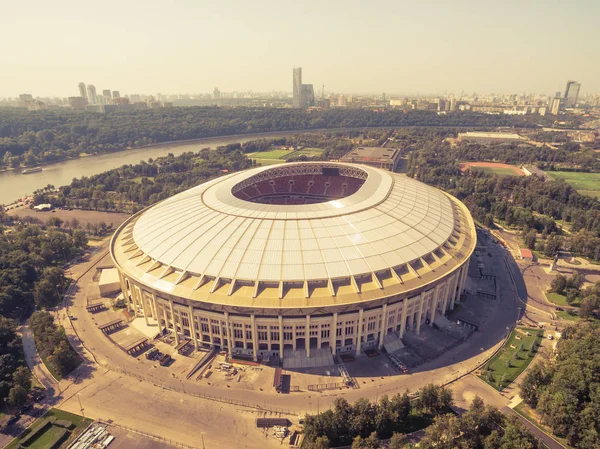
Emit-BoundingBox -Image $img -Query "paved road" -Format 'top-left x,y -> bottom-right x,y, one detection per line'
502,407 -> 564,449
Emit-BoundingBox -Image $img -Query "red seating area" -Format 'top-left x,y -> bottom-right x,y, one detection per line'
234,174 -> 364,204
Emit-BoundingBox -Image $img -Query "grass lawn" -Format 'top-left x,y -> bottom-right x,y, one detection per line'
556,310 -> 580,321
546,171 -> 600,197
546,292 -> 569,307
246,149 -> 293,159
479,327 -> 542,390
5,408 -> 92,449
471,166 -> 522,177
247,147 -> 324,164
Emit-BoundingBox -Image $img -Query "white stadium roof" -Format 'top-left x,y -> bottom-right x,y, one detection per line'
131,163 -> 455,283
111,162 -> 476,308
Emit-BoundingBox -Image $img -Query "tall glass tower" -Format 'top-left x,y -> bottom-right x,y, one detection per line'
564,81 -> 581,108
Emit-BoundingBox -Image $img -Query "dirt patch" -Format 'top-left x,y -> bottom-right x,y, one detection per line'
459,162 -> 525,176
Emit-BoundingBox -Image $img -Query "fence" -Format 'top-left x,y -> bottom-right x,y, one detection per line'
307,382 -> 346,392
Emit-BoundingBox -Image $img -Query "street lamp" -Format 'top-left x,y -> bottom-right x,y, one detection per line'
77,394 -> 85,419
201,431 -> 206,449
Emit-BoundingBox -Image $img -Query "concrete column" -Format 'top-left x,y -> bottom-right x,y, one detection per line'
224,312 -> 233,358
267,324 -> 272,351
331,313 -> 338,355
378,303 -> 388,349
416,294 -> 425,335
400,299 -> 408,338
162,304 -> 168,334
292,324 -> 296,351
278,315 -> 284,359
450,273 -> 459,310
152,293 -> 162,333
207,314 -> 214,347
430,286 -> 440,326
458,265 -> 468,301
188,305 -> 198,350
168,300 -> 179,345
251,314 -> 258,361
356,309 -> 364,355
305,315 -> 311,358
441,280 -> 449,313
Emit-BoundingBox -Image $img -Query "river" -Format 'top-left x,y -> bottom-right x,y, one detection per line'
0,130 -> 309,205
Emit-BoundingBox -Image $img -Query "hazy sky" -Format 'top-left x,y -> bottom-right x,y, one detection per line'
2,0 -> 599,97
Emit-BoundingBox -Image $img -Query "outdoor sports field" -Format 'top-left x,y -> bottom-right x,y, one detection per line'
546,171 -> 600,199
459,162 -> 525,177
246,147 -> 324,165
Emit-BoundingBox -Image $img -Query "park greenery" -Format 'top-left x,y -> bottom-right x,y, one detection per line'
550,273 -> 599,318
0,107 -> 554,168
480,328 -> 542,390
29,311 -> 80,379
0,210 -> 87,404
520,322 -> 600,449
303,387 -> 541,449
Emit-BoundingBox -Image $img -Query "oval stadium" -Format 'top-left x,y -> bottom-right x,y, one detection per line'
110,162 -> 476,364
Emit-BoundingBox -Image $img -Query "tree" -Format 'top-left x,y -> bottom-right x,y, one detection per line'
388,432 -> 406,449
579,294 -> 598,319
7,385 -> 28,407
12,366 -> 31,391
565,288 -> 579,305
550,274 -> 567,294
524,230 -> 537,250
305,436 -> 330,449
520,363 -> 551,408
351,432 -> 380,449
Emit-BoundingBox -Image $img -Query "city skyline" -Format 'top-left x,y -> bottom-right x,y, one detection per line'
1,1 -> 599,97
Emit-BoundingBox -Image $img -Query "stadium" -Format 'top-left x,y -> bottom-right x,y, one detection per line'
110,162 -> 476,364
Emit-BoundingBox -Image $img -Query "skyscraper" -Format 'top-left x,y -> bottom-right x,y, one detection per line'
292,67 -> 315,108
112,91 -> 120,99
78,82 -> 87,100
564,81 -> 581,108
102,89 -> 111,98
87,85 -> 97,105
293,68 -> 302,108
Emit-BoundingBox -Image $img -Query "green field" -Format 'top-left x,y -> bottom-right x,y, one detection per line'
556,310 -> 580,321
6,408 -> 92,449
471,166 -> 522,177
247,149 -> 294,159
546,292 -> 569,307
246,147 -> 324,165
480,327 -> 543,390
546,171 -> 600,197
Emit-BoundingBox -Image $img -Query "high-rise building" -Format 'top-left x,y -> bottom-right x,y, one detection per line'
292,67 -> 315,108
564,81 -> 581,108
551,96 -> 563,115
102,89 -> 111,99
293,67 -> 302,108
301,84 -> 315,108
78,82 -> 87,100
112,91 -> 120,99
87,85 -> 97,105
213,87 -> 221,100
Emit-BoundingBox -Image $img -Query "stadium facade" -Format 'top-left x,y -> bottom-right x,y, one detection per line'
110,162 -> 476,361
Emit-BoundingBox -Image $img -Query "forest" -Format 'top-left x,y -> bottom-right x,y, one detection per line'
520,322 -> 600,449
0,209 -> 88,405
0,107 -> 552,168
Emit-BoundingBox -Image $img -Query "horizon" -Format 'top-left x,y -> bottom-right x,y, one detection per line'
1,1 -> 599,98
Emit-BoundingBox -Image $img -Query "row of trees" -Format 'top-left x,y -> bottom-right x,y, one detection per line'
0,107 -> 552,168
305,390 -> 541,449
0,316 -> 31,407
520,322 -> 600,448
29,312 -> 80,378
303,384 -> 453,447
